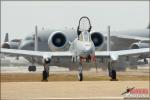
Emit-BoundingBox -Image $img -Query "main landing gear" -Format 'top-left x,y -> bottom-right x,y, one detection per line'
108,62 -> 118,81
42,58 -> 51,82
42,64 -> 49,81
28,57 -> 36,72
28,65 -> 36,72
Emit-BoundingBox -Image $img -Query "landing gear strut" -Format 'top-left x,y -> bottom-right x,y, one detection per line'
108,62 -> 117,81
42,64 -> 49,81
42,58 -> 51,82
144,58 -> 148,64
78,63 -> 83,81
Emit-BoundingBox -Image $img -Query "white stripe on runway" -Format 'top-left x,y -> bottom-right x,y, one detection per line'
35,97 -> 124,100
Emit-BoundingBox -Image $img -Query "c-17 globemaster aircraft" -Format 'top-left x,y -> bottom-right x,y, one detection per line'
1,16 -> 149,81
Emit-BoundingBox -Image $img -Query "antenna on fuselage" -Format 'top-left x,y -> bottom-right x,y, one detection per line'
34,25 -> 38,51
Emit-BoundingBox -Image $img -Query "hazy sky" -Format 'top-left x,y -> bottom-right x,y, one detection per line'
1,1 -> 149,41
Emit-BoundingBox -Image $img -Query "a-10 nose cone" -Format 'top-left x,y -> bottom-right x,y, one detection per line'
84,45 -> 91,51
81,43 -> 93,57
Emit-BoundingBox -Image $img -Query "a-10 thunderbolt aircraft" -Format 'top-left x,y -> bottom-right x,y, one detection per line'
1,16 -> 149,81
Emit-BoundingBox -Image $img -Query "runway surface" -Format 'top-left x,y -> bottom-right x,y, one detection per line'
1,69 -> 149,82
1,64 -> 149,99
1,81 -> 149,99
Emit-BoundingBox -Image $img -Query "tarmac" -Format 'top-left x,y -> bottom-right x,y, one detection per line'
1,81 -> 149,99
1,62 -> 150,99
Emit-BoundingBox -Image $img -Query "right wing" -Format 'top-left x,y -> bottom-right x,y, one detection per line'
95,48 -> 149,61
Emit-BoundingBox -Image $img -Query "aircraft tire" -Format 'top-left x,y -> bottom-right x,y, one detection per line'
28,66 -> 36,72
42,71 -> 48,81
111,70 -> 116,80
78,73 -> 83,81
32,66 -> 36,71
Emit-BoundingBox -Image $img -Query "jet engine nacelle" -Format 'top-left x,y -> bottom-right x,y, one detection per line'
1,42 -> 10,49
48,31 -> 69,51
91,32 -> 104,49
130,42 -> 149,49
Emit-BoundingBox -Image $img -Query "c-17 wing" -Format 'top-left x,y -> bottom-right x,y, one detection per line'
111,34 -> 149,41
95,48 -> 149,61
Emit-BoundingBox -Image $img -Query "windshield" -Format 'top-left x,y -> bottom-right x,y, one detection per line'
79,31 -> 91,42
11,39 -> 21,42
25,36 -> 32,40
25,34 -> 42,42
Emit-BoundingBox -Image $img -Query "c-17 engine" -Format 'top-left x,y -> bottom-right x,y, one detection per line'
130,40 -> 149,49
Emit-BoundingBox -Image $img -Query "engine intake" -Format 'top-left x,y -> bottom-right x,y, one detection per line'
48,31 -> 68,51
52,33 -> 66,47
91,32 -> 104,47
130,42 -> 149,49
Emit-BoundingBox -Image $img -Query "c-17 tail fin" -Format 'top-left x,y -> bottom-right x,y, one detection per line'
147,24 -> 150,29
4,33 -> 9,42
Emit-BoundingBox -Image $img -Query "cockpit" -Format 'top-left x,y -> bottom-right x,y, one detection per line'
77,16 -> 92,41
79,31 -> 91,42
25,36 -> 32,40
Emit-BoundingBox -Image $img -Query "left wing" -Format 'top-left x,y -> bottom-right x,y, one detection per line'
0,48 -> 72,60
95,48 -> 149,61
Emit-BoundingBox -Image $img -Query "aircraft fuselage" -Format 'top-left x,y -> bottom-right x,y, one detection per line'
71,38 -> 95,58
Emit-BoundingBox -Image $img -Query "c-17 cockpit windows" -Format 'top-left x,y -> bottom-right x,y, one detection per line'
10,39 -> 21,42
25,36 -> 32,40
25,36 -> 41,42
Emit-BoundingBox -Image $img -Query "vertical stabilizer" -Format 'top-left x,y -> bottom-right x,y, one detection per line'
4,33 -> 9,42
147,24 -> 150,29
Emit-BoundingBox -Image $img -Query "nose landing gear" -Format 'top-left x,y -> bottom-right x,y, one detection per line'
78,62 -> 83,81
